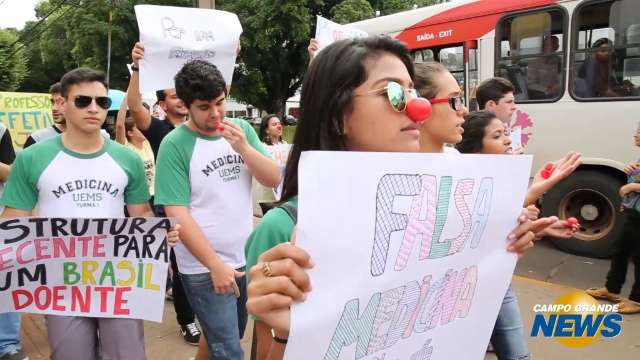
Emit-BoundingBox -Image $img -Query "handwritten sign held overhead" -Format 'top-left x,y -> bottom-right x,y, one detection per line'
134,5 -> 242,93
0,217 -> 172,322
315,16 -> 368,53
285,152 -> 532,359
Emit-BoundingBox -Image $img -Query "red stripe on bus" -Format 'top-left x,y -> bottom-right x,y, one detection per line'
397,0 -> 557,49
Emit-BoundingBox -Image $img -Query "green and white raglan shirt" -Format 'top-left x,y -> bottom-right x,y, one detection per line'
155,118 -> 271,274
1,136 -> 150,218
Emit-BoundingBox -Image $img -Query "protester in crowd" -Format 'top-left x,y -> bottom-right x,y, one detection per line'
475,78 -> 523,155
155,59 -> 280,360
0,125 -> 24,360
413,61 -> 466,154
0,67 -> 180,360
128,42 -> 189,157
115,92 -> 155,202
456,110 -> 581,359
258,114 -> 286,146
127,41 -> 201,345
244,36 -> 546,360
587,123 -> 640,314
24,82 -> 109,148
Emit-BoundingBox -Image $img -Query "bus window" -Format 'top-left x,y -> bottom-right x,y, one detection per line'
571,0 -> 640,100
439,46 -> 465,86
496,9 -> 566,101
413,49 -> 434,63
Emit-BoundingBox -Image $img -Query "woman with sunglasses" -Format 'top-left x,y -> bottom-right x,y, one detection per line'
244,36 -> 540,360
413,62 -> 467,153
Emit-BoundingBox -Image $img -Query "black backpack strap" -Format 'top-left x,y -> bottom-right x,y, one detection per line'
278,201 -> 298,224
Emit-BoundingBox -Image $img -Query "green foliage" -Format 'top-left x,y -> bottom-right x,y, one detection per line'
331,0 -> 374,24
367,0 -> 440,15
222,0 -> 316,116
0,29 -> 28,91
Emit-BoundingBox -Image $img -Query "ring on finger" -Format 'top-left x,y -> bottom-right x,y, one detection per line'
262,262 -> 273,277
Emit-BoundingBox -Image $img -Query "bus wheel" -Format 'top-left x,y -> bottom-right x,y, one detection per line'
540,170 -> 625,258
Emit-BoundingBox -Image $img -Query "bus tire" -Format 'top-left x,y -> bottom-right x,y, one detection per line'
540,169 -> 625,259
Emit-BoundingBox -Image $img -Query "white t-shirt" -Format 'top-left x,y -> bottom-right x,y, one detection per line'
155,119 -> 271,274
1,136 -> 150,217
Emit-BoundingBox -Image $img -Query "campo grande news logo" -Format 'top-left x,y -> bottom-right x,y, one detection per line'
530,291 -> 623,347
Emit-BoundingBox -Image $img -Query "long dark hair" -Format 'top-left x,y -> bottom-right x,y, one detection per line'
259,114 -> 281,145
456,110 -> 498,154
279,36 -> 414,203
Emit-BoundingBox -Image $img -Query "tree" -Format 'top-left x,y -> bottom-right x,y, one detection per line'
367,0 -> 440,15
0,29 -> 28,91
331,0 -> 375,24
222,0 -> 319,117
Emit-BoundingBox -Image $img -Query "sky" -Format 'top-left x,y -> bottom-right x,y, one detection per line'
0,0 -> 40,30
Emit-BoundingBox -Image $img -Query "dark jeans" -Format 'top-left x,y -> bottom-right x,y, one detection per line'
154,204 -> 196,326
605,209 -> 640,302
180,269 -> 248,360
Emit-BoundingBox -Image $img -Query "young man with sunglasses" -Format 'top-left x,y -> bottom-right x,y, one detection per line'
155,60 -> 280,359
126,41 -> 202,345
0,68 -> 165,360
24,82 -> 110,149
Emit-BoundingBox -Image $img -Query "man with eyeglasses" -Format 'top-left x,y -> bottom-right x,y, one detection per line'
23,82 -> 110,149
0,68 -> 156,360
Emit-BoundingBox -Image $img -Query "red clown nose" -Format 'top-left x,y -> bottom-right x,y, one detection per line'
406,98 -> 432,124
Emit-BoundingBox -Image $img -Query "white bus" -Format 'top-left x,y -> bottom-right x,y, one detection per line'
349,0 -> 640,258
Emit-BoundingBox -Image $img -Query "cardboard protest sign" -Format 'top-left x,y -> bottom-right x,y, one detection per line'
315,16 -> 368,53
0,217 -> 172,322
134,5 -> 242,93
0,92 -> 54,149
286,152 -> 532,359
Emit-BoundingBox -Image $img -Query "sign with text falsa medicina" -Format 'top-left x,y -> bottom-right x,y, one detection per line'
0,217 -> 172,322
285,152 -> 533,360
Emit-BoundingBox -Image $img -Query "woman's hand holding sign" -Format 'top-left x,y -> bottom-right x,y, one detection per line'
247,229 -> 314,338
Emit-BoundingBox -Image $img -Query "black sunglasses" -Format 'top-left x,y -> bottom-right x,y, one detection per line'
74,95 -> 112,110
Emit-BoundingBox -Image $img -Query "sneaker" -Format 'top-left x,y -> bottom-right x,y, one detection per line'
0,349 -> 28,360
180,322 -> 201,346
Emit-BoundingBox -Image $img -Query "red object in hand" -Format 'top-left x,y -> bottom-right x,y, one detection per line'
540,169 -> 552,179
566,217 -> 579,227
540,163 -> 556,179
217,126 -> 225,132
406,98 -> 432,124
